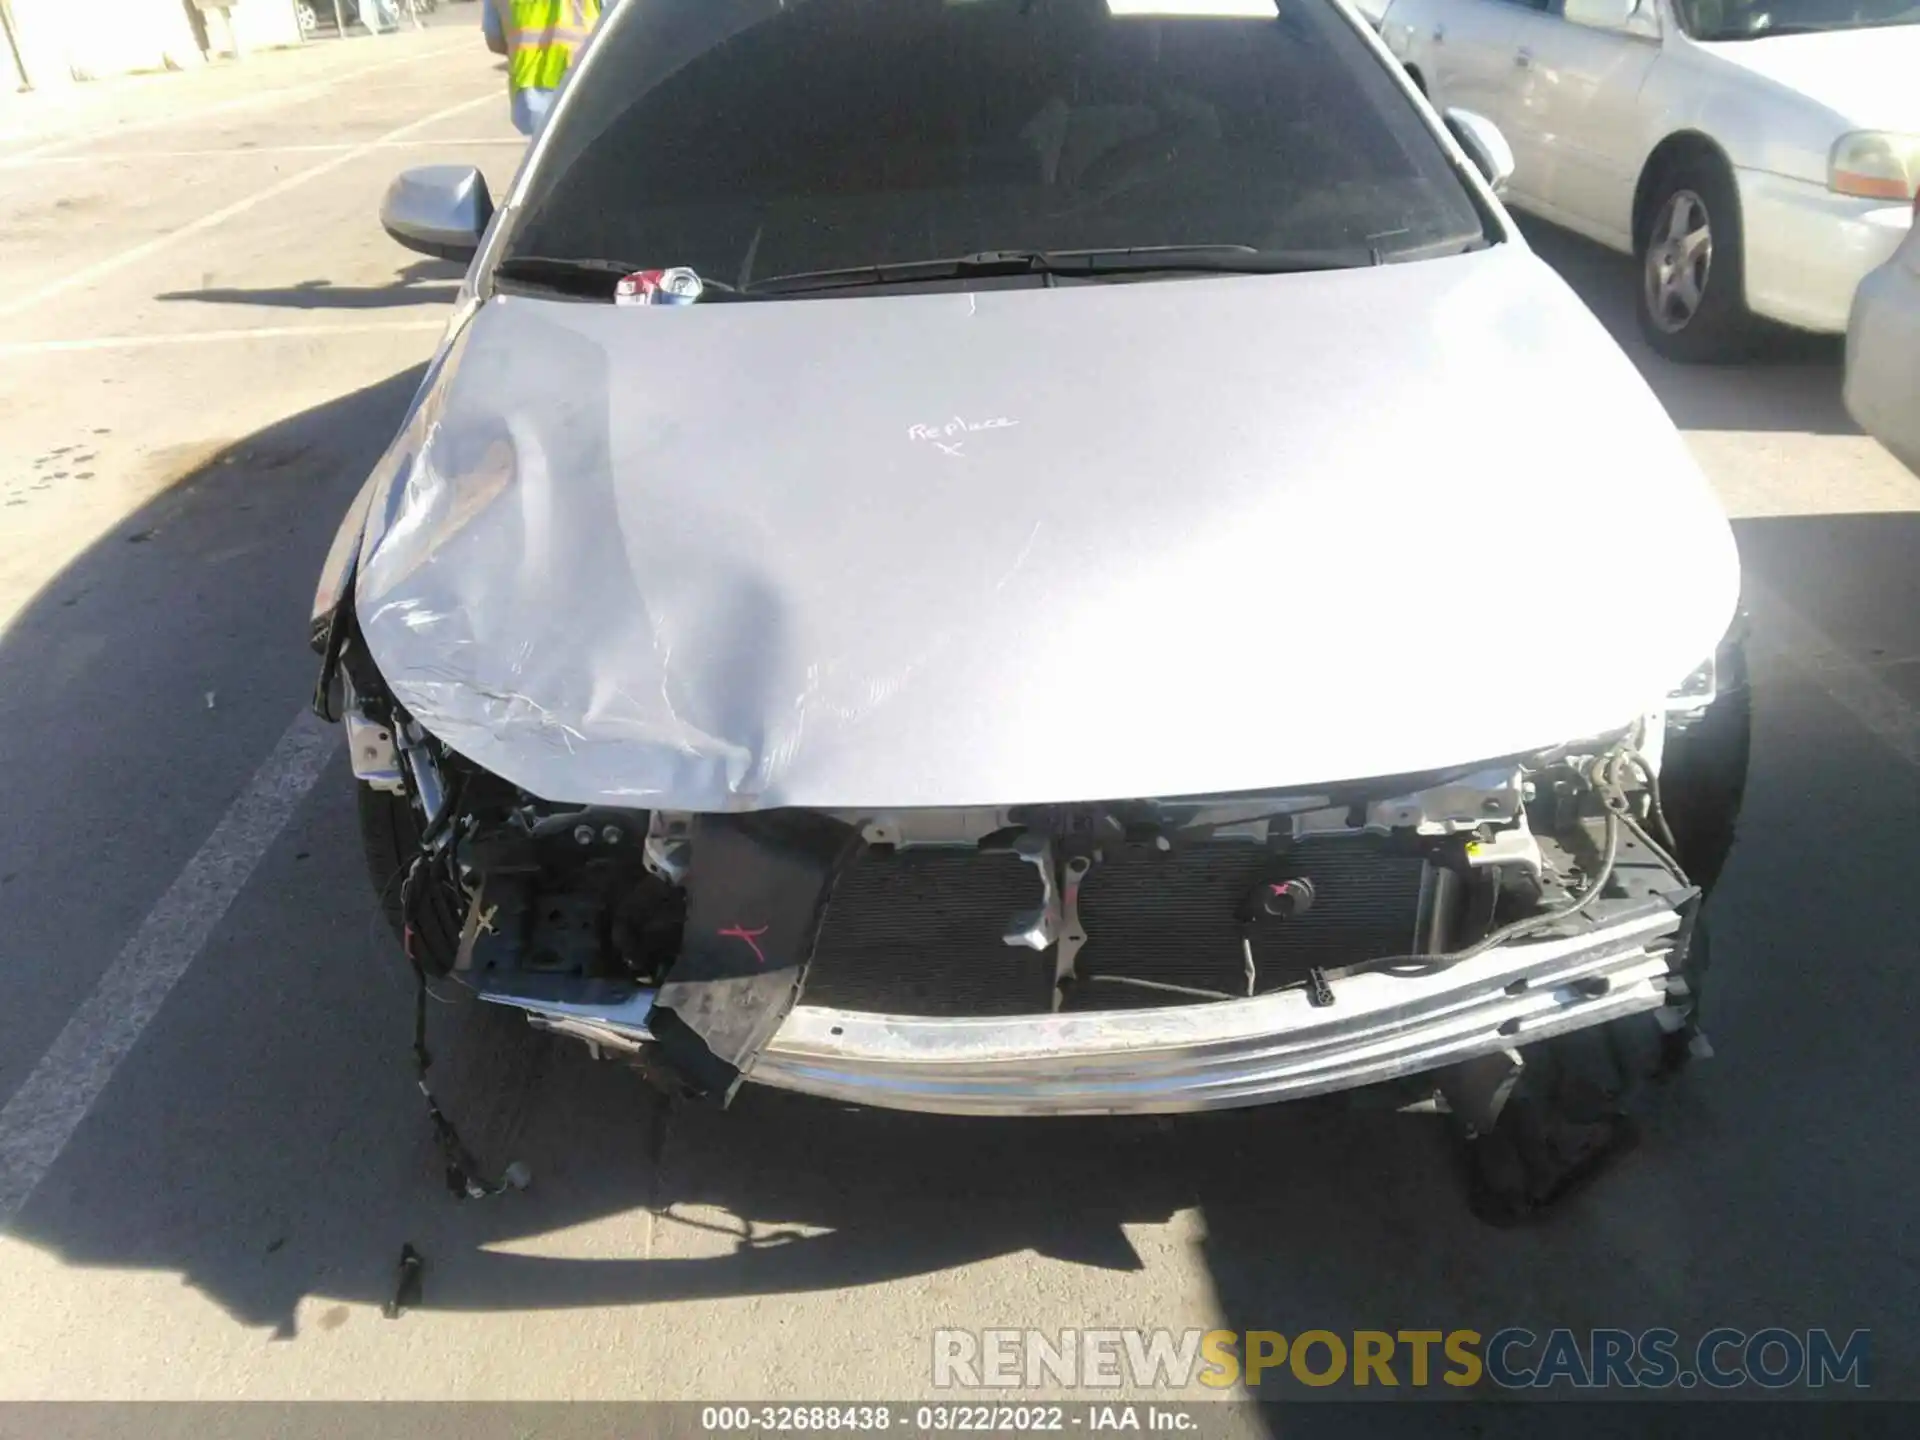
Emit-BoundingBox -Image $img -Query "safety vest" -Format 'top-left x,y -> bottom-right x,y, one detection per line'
507,0 -> 601,96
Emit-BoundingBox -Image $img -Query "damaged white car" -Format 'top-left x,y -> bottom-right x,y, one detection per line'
312,0 -> 1749,1221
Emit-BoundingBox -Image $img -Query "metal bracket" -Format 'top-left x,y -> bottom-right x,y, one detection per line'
1052,851 -> 1093,1007
1367,767 -> 1525,835
1003,833 -> 1062,952
644,811 -> 693,884
398,721 -> 447,831
343,674 -> 404,792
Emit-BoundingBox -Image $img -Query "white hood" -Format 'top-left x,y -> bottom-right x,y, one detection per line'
1696,26 -> 1920,131
354,244 -> 1740,811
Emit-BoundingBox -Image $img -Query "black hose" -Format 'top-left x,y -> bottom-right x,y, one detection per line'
1621,746 -> 1687,879
1215,751 -> 1644,999
1447,806 -> 1621,964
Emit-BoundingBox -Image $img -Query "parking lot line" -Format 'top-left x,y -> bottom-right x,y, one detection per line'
0,37 -> 474,167
0,319 -> 445,357
0,711 -> 338,1229
2,138 -> 523,168
0,90 -> 498,325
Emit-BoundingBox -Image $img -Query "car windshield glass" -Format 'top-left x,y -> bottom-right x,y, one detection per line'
1672,0 -> 1919,40
503,0 -> 1489,294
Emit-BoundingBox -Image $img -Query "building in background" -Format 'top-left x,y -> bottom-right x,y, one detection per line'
2,0 -> 302,90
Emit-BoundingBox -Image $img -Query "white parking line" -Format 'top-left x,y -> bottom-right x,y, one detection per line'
0,38 -> 473,166
0,711 -> 338,1228
0,90 -> 497,324
0,320 -> 445,357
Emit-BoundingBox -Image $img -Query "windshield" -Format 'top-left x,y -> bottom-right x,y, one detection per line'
504,0 -> 1489,293
1674,0 -> 1919,40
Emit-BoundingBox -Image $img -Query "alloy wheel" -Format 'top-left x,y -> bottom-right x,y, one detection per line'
1644,189 -> 1713,335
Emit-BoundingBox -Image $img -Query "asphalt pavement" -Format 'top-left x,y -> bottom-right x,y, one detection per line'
1,21 -> 1918,1409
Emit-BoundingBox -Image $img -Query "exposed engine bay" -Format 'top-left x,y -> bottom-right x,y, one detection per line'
343,637 -> 1718,1110
448,758 -> 1677,1008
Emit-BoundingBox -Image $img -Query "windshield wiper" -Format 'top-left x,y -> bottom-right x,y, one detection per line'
745,244 -> 1377,296
495,243 -> 1390,303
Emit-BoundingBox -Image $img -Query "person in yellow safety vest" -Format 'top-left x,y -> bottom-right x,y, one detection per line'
483,0 -> 605,139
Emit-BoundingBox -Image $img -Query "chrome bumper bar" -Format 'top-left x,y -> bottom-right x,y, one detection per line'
478,906 -> 1683,1116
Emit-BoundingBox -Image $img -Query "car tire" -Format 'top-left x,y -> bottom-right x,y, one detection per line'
1635,155 -> 1759,364
356,781 -> 465,973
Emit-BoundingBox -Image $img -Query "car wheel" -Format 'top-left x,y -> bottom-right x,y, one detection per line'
1635,157 -> 1758,363
357,781 -> 465,973
295,1 -> 320,34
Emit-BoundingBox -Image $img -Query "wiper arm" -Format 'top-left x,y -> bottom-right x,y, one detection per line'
495,244 -> 1384,303
1042,243 -> 1381,274
746,244 -> 1375,296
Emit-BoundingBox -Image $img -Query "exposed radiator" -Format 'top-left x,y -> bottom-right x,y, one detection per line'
803,837 -> 1431,1017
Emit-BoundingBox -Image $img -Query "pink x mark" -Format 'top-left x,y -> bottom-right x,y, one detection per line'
718,924 -> 770,966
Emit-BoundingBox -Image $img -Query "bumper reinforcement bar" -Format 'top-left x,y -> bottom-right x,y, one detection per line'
477,906 -> 1683,1116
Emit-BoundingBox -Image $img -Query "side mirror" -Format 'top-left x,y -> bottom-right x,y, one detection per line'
380,165 -> 494,263
1562,0 -> 1642,30
1444,108 -> 1515,196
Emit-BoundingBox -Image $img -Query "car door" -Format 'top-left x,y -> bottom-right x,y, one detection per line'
1503,0 -> 1663,245
1384,0 -> 1533,126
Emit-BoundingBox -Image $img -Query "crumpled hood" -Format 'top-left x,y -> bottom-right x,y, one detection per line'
1695,28 -> 1920,132
355,246 -> 1739,810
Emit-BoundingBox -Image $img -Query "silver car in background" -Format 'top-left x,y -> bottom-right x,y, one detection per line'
312,0 -> 1750,1222
1846,192 -> 1920,476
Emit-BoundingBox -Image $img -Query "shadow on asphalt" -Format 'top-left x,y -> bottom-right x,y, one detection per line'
2,268 -> 1917,1404
155,260 -> 463,312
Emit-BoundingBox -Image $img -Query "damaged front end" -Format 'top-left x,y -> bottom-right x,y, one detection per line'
305,255 -> 1748,1173
330,631 -> 1724,1120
